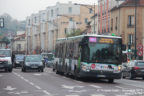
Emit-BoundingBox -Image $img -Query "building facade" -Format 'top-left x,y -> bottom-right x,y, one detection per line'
111,0 -> 144,59
26,1 -> 97,53
98,0 -> 124,34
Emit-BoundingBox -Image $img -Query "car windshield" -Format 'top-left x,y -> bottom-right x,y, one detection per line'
25,56 -> 42,62
0,50 -> 11,57
16,55 -> 24,60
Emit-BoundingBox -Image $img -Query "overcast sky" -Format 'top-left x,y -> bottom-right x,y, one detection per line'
0,0 -> 97,21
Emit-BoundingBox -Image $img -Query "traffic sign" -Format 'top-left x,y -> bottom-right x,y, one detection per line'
0,18 -> 4,28
137,44 -> 143,51
137,50 -> 143,56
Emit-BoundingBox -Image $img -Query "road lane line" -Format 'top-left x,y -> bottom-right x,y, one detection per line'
29,82 -> 34,86
90,85 -> 102,89
34,85 -> 42,90
90,94 -> 105,96
43,90 -> 52,95
65,95 -> 79,96
115,86 -> 126,89
13,72 -> 53,96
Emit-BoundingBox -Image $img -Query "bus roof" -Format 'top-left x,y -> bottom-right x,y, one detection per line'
57,34 -> 121,41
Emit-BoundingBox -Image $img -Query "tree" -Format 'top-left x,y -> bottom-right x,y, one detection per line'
66,29 -> 82,37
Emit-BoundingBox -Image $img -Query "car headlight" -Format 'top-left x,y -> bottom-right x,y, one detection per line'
39,62 -> 43,66
81,64 -> 90,72
25,63 -> 30,66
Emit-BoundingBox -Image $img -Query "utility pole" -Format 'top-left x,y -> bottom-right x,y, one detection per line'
134,0 -> 137,59
94,3 -> 96,34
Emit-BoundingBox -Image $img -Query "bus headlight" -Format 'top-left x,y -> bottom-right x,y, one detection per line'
81,64 -> 90,72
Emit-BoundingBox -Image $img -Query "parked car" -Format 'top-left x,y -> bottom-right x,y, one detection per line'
0,49 -> 12,72
122,60 -> 144,80
13,54 -> 24,68
21,55 -> 44,72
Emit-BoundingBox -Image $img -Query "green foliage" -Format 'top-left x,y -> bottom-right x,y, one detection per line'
66,29 -> 82,37
0,13 -> 26,34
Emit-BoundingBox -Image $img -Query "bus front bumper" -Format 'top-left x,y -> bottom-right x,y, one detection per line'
78,70 -> 121,79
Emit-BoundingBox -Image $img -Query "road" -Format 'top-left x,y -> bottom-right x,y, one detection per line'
0,68 -> 144,96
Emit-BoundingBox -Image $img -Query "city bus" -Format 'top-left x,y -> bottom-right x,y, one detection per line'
53,34 -> 126,83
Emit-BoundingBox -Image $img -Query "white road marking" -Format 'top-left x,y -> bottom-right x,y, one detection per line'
4,85 -> 16,91
43,90 -> 52,95
69,89 -> 87,93
33,73 -> 42,76
14,72 -> 53,96
65,95 -> 80,96
115,86 -> 125,89
73,80 -> 83,84
116,95 -> 127,96
90,85 -> 102,89
91,94 -> 105,96
62,85 -> 84,90
35,85 -> 42,90
29,82 -> 34,86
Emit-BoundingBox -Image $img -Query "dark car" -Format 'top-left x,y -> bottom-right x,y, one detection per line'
21,55 -> 44,72
14,55 -> 24,68
122,60 -> 144,80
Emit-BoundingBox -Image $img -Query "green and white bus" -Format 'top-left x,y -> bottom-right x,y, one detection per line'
53,35 -> 126,82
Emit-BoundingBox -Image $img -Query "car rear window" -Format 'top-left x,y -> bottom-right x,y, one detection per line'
136,62 -> 144,66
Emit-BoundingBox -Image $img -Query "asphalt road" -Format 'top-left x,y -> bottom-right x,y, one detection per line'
0,68 -> 144,96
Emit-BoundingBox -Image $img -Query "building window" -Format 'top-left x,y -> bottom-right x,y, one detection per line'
69,7 -> 72,13
128,34 -> 134,45
115,17 -> 118,30
28,19 -> 30,25
128,15 -> 134,27
69,18 -> 73,22
85,18 -> 88,24
111,18 -> 113,31
35,17 -> 37,23
65,28 -> 67,34
89,8 -> 93,13
51,10 -> 53,17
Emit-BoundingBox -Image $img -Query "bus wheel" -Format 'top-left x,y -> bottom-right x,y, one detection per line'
65,64 -> 69,77
108,79 -> 114,83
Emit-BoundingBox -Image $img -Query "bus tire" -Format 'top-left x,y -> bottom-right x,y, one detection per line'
65,64 -> 69,76
74,67 -> 79,80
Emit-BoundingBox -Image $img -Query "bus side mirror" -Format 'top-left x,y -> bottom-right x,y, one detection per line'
122,53 -> 127,62
122,44 -> 126,50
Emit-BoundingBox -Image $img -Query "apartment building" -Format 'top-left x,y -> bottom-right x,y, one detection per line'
110,0 -> 144,59
98,0 -> 124,34
26,1 -> 97,53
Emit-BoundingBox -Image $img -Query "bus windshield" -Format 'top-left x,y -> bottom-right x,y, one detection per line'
88,43 -> 121,64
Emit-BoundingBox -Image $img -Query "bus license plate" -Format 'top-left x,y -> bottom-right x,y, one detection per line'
97,75 -> 106,78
